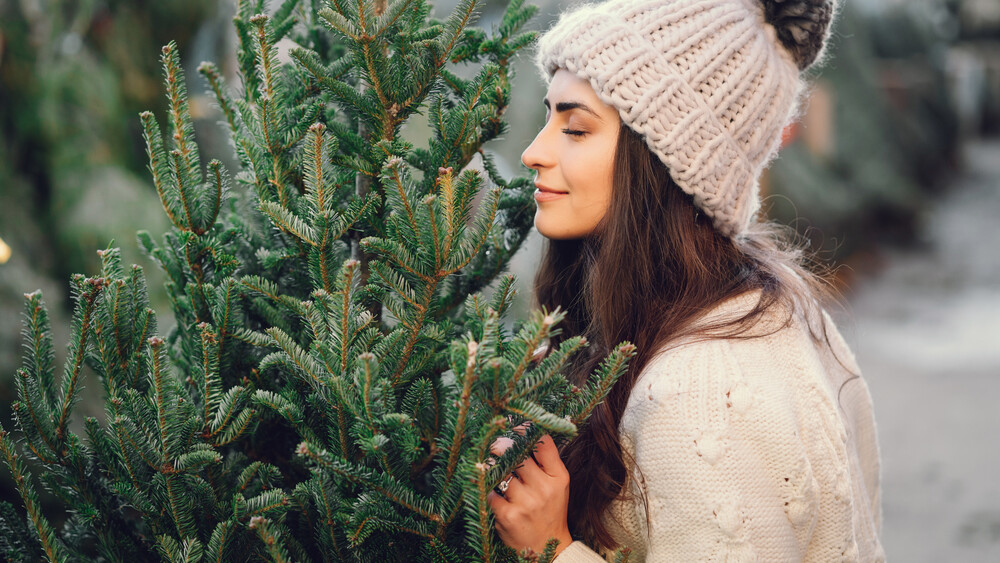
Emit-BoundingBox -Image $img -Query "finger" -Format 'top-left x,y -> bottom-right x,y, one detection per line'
511,420 -> 534,436
497,472 -> 522,502
531,434 -> 564,476
511,453 -> 545,485
488,493 -> 511,539
489,436 -> 515,457
531,343 -> 549,362
487,489 -> 509,510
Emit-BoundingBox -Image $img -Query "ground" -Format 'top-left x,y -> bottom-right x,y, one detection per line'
843,138 -> 1000,562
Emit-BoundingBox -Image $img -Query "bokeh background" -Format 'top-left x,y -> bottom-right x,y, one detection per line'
1,0 -> 998,560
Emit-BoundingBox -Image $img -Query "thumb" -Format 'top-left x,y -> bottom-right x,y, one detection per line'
531,434 -> 565,476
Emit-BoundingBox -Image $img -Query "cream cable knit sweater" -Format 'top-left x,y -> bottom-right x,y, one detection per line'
555,292 -> 884,562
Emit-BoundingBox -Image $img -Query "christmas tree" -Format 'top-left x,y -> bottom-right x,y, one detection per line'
0,0 -> 635,561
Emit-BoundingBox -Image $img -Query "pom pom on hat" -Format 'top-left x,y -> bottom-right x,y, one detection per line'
534,0 -> 838,237
761,0 -> 838,70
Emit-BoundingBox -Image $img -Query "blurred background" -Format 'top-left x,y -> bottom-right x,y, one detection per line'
1,0 -> 998,560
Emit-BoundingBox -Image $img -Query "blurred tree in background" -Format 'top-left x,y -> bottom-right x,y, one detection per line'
764,0 -> 1000,264
765,1 -> 960,257
0,0 -> 222,529
0,0 -> 223,277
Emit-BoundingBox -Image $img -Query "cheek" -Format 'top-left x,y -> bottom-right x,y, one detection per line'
580,136 -> 616,195
569,157 -> 614,212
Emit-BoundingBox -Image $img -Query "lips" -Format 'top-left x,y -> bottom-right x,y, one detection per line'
533,183 -> 568,203
534,183 -> 568,195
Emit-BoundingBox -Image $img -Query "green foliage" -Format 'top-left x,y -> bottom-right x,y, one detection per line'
1,0 -> 635,561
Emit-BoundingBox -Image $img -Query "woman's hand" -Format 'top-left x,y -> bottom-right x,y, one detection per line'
487,432 -> 574,557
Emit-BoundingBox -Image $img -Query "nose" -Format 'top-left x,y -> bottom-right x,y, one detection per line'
520,126 -> 552,171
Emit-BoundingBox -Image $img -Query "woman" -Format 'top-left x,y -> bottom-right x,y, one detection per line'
486,0 -> 884,561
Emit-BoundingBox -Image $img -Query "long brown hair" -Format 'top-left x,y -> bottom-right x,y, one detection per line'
534,122 -> 838,550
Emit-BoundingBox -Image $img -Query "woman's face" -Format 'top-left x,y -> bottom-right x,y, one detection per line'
521,69 -> 621,240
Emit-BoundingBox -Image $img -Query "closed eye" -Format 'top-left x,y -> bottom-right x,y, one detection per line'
561,129 -> 585,137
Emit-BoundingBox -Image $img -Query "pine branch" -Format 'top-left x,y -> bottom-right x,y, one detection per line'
11,370 -> 59,464
110,407 -> 159,474
464,416 -> 507,562
210,278 -> 239,378
504,399 -> 574,436
436,0 -> 481,66
105,407 -> 144,491
205,160 -> 227,230
211,402 -> 257,446
266,326 -> 325,385
233,10 -> 263,103
382,156 -> 424,245
512,336 -> 585,400
304,123 -> 333,218
251,14 -> 282,109
441,339 -> 478,493
198,62 -> 240,138
0,501 -> 43,561
436,167 -> 458,261
318,7 -> 361,42
370,261 -> 420,311
171,149 -> 202,234
260,201 -> 319,246
164,473 -> 198,540
240,489 -> 290,519
438,62 -> 498,168
155,535 -> 204,563
56,276 -> 104,447
21,290 -> 56,411
250,14 -> 299,210
301,475 -> 347,560
0,425 -> 69,562
337,260 -> 361,374
249,516 -> 293,563
205,520 -> 237,563
372,0 -> 416,37
517,538 -> 560,563
445,184 -> 501,274
144,42 -> 231,238
198,323 -> 223,430
173,447 -> 222,473
148,337 -> 174,463
162,42 -> 201,179
570,342 -> 637,427
252,389 -> 323,447
357,1 -> 392,112
503,311 -> 556,400
296,441 -> 442,525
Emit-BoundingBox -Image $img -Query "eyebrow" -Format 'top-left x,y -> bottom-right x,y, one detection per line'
543,98 -> 604,121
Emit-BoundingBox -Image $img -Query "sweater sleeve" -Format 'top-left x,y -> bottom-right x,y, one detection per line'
552,541 -> 607,562
613,337 -> 853,561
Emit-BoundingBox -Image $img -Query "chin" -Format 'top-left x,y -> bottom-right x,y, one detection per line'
534,213 -> 561,240
534,213 -> 586,241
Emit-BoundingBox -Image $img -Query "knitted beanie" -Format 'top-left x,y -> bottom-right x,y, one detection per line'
534,0 -> 838,237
